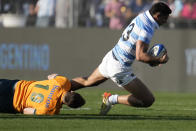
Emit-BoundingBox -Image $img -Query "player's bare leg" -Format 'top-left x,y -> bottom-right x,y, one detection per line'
120,78 -> 155,107
71,67 -> 154,114
103,78 -> 154,109
71,68 -> 108,91
100,78 -> 154,115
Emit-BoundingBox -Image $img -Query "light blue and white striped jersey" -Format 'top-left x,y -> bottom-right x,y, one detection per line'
112,10 -> 159,66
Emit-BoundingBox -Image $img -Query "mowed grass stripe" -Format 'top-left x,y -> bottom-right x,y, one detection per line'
0,88 -> 196,131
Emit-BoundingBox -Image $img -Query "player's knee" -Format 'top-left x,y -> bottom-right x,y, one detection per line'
128,95 -> 155,107
127,96 -> 144,107
142,96 -> 155,107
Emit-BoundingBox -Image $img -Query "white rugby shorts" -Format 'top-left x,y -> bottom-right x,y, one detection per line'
98,50 -> 136,87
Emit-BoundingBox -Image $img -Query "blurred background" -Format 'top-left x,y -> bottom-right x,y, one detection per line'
0,0 -> 195,92
0,0 -> 196,28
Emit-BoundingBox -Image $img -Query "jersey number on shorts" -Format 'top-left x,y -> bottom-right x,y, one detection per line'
122,23 -> 135,41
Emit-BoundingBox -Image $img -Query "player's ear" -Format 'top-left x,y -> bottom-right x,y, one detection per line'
153,12 -> 160,20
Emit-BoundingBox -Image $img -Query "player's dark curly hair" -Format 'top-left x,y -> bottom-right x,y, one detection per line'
64,92 -> 85,108
149,2 -> 172,16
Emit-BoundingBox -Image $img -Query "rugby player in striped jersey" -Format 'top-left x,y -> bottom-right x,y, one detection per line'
71,1 -> 171,115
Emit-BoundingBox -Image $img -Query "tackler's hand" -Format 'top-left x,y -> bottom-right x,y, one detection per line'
48,73 -> 58,80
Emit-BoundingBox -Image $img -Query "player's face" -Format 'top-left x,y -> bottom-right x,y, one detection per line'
157,14 -> 169,25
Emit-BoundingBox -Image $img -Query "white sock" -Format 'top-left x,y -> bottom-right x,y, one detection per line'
108,94 -> 118,105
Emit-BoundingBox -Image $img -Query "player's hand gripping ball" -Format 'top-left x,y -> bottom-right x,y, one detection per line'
148,44 -> 167,67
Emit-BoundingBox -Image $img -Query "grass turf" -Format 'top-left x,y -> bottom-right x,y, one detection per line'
0,88 -> 196,131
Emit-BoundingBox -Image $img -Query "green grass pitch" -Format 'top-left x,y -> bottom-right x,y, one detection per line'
1,88 -> 196,131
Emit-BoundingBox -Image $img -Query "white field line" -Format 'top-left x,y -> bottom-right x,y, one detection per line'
151,108 -> 196,111
61,107 -> 91,111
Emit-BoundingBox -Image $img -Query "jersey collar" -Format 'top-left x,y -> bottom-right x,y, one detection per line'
146,10 -> 159,29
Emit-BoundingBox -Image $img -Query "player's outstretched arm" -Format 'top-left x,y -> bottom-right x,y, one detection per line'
23,108 -> 36,115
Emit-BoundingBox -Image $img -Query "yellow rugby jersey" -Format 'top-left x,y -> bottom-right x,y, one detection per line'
13,76 -> 71,115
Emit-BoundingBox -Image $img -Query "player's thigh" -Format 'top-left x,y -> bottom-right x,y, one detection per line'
87,67 -> 108,85
123,78 -> 154,101
0,79 -> 18,113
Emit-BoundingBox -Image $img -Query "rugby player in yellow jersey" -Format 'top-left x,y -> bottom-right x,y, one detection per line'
0,74 -> 85,115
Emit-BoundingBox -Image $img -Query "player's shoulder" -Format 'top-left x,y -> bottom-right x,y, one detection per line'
136,12 -> 155,31
54,76 -> 69,83
53,76 -> 71,90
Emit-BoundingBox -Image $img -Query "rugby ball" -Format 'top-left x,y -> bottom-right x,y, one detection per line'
148,44 -> 166,58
